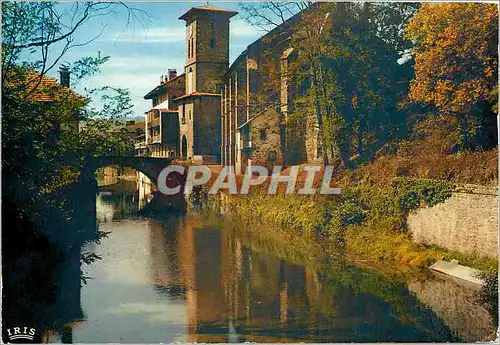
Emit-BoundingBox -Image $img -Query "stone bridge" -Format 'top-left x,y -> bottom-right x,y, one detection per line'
83,156 -> 174,186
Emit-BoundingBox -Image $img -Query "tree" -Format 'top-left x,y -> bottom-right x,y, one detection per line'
405,3 -> 498,150
297,3 -> 415,166
239,2 -> 309,32
2,2 -> 146,84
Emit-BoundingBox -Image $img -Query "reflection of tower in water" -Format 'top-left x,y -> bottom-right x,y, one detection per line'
148,217 -> 186,294
183,221 -> 228,342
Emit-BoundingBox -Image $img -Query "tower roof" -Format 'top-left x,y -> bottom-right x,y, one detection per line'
179,5 -> 238,21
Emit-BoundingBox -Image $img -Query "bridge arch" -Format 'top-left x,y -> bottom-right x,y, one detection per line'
84,156 -> 173,187
82,156 -> 187,213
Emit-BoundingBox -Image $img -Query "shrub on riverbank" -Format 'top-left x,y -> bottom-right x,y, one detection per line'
478,271 -> 499,327
228,192 -> 365,243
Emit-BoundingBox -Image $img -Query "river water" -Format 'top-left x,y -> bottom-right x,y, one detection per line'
42,179 -> 495,343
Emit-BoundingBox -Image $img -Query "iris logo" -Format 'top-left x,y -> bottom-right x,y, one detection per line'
5,326 -> 36,342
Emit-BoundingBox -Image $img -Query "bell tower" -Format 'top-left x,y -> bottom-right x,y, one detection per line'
179,5 -> 237,94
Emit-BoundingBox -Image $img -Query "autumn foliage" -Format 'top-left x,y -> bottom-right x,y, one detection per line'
405,3 -> 498,149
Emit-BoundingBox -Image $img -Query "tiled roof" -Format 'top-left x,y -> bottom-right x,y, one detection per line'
144,73 -> 185,100
6,72 -> 85,103
193,5 -> 237,12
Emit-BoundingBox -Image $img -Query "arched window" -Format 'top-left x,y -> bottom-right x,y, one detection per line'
210,38 -> 215,49
187,67 -> 193,94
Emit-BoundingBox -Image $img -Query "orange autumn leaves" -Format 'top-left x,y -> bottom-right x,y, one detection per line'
405,3 -> 498,114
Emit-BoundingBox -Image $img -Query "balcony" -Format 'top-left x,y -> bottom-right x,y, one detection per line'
149,135 -> 161,144
148,117 -> 160,128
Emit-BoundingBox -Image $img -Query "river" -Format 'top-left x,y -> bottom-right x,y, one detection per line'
40,179 -> 496,343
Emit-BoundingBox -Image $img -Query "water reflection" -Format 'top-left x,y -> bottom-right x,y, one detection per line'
96,180 -> 153,221
41,180 -> 495,343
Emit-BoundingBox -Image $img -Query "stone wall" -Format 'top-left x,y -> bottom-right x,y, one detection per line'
408,185 -> 498,258
179,102 -> 194,159
248,108 -> 283,169
194,96 -> 221,162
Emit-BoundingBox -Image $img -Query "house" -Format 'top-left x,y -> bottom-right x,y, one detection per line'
143,69 -> 185,157
119,120 -> 146,156
220,16 -> 299,173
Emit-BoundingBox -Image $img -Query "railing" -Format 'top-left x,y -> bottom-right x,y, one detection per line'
149,135 -> 161,144
148,117 -> 160,128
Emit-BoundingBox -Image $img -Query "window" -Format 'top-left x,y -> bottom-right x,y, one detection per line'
189,110 -> 192,121
210,22 -> 214,29
210,38 -> 215,49
181,104 -> 186,124
260,128 -> 267,141
300,79 -> 310,96
187,67 -> 193,94
267,150 -> 277,162
188,24 -> 194,58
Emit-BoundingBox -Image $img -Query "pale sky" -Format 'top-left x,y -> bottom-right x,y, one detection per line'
43,2 -> 265,116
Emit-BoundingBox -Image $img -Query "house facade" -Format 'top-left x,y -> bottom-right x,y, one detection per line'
143,70 -> 185,157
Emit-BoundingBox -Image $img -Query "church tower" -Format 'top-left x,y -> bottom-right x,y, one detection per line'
175,5 -> 237,164
180,6 -> 237,94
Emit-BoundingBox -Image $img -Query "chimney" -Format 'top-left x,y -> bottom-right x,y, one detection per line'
59,65 -> 70,87
168,69 -> 177,81
160,75 -> 164,83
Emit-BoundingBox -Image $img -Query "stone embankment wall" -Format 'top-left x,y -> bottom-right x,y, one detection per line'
408,185 -> 498,258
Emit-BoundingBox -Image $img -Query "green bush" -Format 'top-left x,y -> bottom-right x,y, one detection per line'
392,177 -> 454,211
